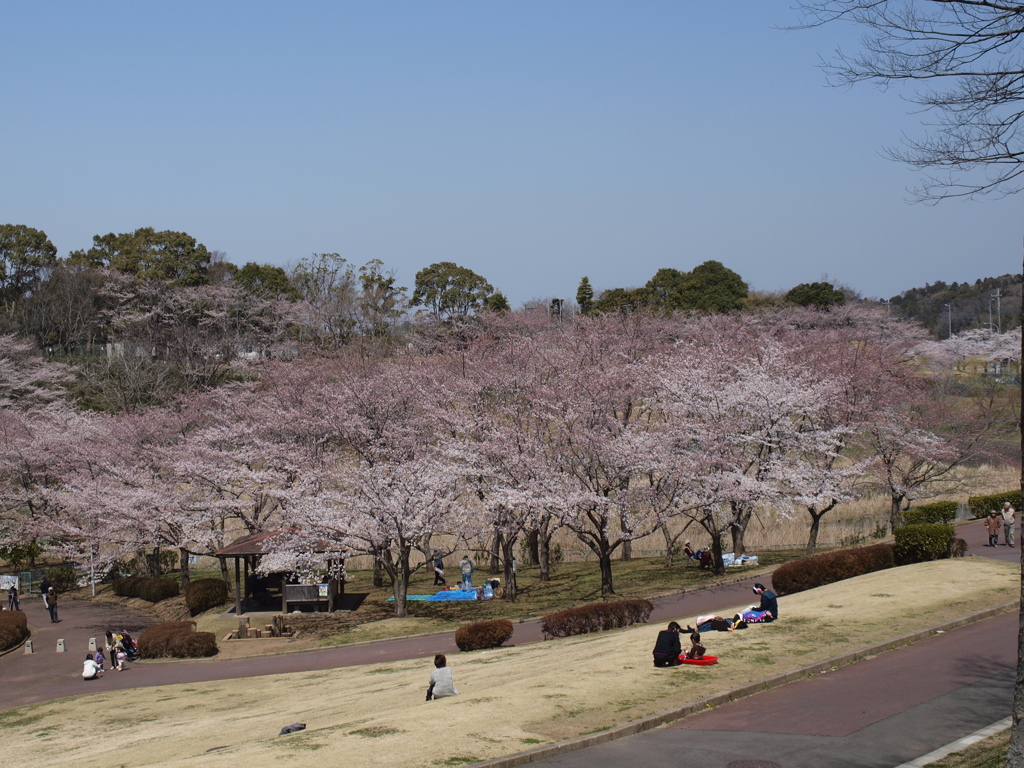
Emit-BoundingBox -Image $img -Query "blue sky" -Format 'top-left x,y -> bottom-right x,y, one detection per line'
3,2 -> 1020,306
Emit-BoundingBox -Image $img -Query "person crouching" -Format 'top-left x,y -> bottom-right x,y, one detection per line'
653,621 -> 684,667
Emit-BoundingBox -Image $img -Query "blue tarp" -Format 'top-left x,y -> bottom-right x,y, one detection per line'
386,590 -> 491,602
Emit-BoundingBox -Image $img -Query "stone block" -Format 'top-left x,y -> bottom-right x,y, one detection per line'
56,638 -> 65,652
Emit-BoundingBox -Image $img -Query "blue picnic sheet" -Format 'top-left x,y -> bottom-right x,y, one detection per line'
386,590 -> 491,602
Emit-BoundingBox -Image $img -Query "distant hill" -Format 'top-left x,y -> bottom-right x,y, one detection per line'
887,274 -> 1021,339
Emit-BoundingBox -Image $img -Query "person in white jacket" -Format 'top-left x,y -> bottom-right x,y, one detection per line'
426,654 -> 459,700
82,654 -> 101,680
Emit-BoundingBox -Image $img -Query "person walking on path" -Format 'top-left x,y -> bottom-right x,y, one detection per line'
460,556 -> 474,591
45,586 -> 58,623
1002,502 -> 1015,547
985,511 -> 1002,547
7,584 -> 19,611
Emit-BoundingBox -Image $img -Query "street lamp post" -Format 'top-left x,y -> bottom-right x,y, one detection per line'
992,289 -> 1002,333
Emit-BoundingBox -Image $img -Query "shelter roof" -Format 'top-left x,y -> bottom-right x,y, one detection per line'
214,528 -> 342,558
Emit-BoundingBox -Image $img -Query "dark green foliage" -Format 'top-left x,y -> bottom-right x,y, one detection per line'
0,610 -> 28,651
785,281 -> 847,309
592,287 -> 649,314
45,566 -> 78,593
69,227 -> 212,286
411,261 -> 495,320
454,619 -> 515,651
682,260 -> 748,312
576,276 -> 594,315
894,523 -> 958,565
138,621 -> 218,658
484,291 -> 510,312
0,540 -> 43,570
903,501 -> 958,525
540,598 -> 653,639
236,262 -> 298,298
112,576 -> 180,603
0,224 -> 58,305
594,260 -> 748,315
185,578 -> 229,616
968,491 -> 1021,518
771,543 -> 895,596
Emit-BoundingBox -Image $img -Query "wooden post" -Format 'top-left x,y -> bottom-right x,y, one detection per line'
233,557 -> 242,617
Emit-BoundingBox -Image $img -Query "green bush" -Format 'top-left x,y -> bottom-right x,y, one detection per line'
112,576 -> 180,603
772,544 -> 895,596
46,566 -> 78,593
138,620 -> 218,658
0,610 -> 28,651
540,598 -> 653,640
968,491 -> 1021,519
894,523 -> 958,565
903,501 -> 958,525
185,578 -> 229,616
455,619 -> 515,651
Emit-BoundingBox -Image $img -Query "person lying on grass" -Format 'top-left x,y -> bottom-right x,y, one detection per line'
695,615 -> 747,632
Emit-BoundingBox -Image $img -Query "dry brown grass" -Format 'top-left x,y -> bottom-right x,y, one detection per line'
2,556 -> 1016,768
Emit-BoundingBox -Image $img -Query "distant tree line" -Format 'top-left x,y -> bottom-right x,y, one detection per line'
886,275 -> 1022,340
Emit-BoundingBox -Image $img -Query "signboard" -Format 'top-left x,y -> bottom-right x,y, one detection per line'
0,575 -> 19,591
188,555 -> 197,565
317,584 -> 329,599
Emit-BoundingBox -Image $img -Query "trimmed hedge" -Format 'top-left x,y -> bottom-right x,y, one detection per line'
0,610 -> 28,652
185,578 -> 229,617
138,620 -> 218,658
894,523 -> 961,565
112,576 -> 180,603
903,501 -> 958,525
455,619 -> 515,651
968,491 -> 1021,519
46,566 -> 78,593
771,543 -> 895,596
540,598 -> 653,640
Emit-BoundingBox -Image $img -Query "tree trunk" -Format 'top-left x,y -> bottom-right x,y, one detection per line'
620,512 -> 632,561
501,536 -> 518,602
1008,249 -> 1024,767
219,556 -> 231,588
707,527 -> 726,576
179,548 -> 191,590
373,548 -> 384,588
538,520 -> 552,582
661,525 -> 675,567
527,530 -> 539,565
806,512 -> 823,556
490,531 -> 502,574
152,547 -> 162,577
389,547 -> 412,618
598,550 -> 615,596
730,502 -> 754,557
890,494 -> 905,531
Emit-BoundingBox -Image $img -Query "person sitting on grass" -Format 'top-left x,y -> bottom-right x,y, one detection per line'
652,621 -> 684,667
740,583 -> 778,623
82,654 -> 101,680
426,654 -> 459,700
684,631 -> 706,660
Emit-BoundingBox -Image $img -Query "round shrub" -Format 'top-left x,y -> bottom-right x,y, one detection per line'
772,543 -> 895,596
540,598 -> 654,640
0,610 -> 28,652
455,619 -> 514,651
894,523 -> 956,565
138,620 -> 218,658
185,578 -> 229,616
46,566 -> 78,593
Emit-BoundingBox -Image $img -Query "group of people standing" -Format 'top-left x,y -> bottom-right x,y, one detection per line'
984,502 -> 1016,547
83,631 -> 135,679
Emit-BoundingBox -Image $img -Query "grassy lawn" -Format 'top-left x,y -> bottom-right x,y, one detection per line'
927,730 -> 1010,767
314,549 -> 801,644
6,557 -> 1015,768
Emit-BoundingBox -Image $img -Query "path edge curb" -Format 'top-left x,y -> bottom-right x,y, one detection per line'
471,599 -> 1018,768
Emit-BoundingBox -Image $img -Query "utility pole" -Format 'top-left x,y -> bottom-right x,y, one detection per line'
944,303 -> 952,339
993,289 -> 1002,333
882,298 -> 891,318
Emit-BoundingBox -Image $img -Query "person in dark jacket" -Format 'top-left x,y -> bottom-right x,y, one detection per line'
740,583 -> 778,623
652,621 -> 684,667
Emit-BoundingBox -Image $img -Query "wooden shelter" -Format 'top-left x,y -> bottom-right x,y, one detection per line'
214,529 -> 344,616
